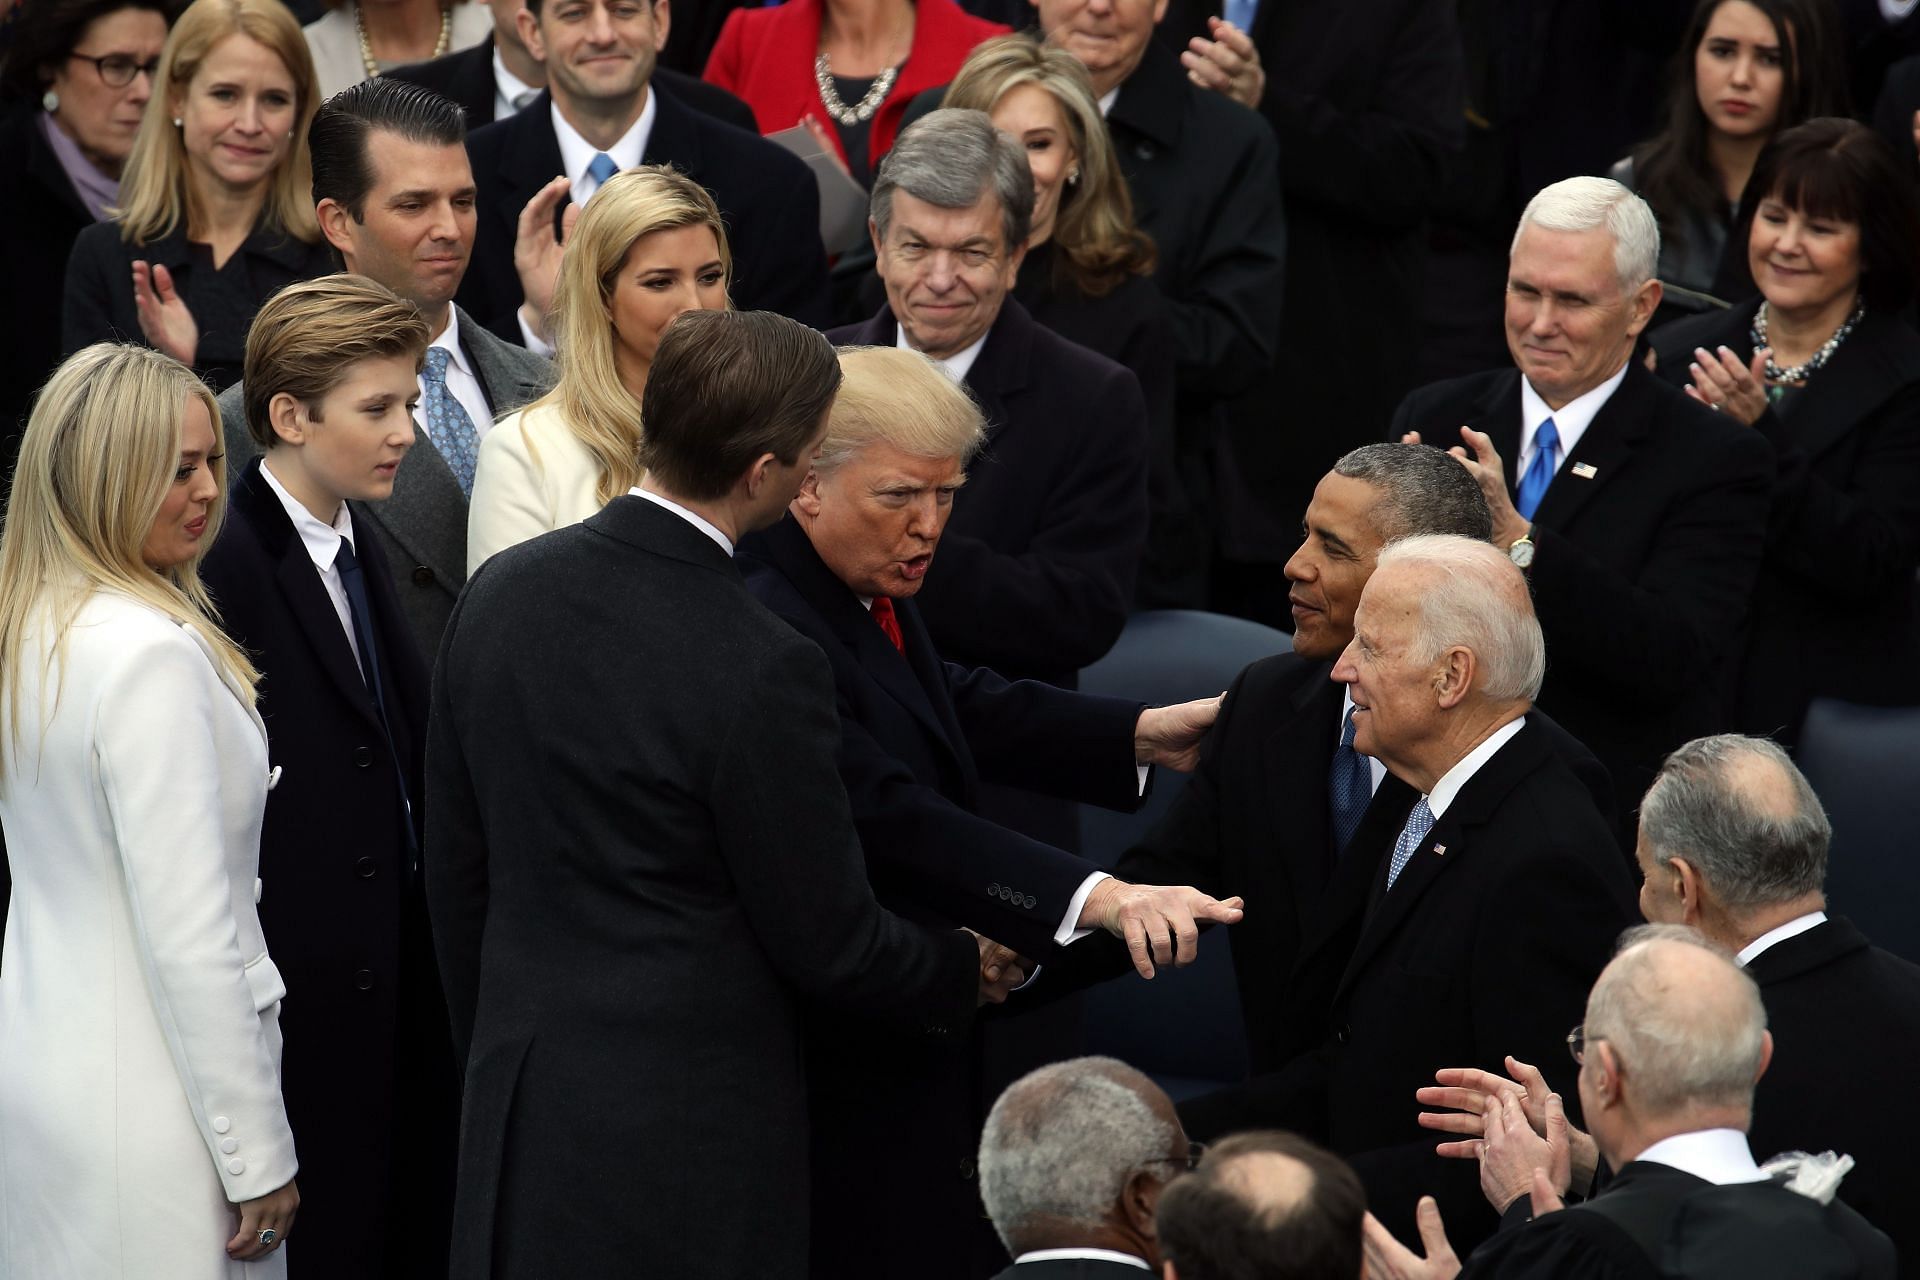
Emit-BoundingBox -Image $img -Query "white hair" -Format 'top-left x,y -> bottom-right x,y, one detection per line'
978,1057 -> 1175,1248
1374,535 -> 1545,702
1513,176 -> 1661,295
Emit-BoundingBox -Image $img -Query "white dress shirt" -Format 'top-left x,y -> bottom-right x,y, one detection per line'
1635,1127 -> 1772,1184
1517,360 -> 1628,478
1014,1249 -> 1151,1271
554,92 -> 656,209
1097,87 -> 1120,118
1736,910 -> 1829,967
259,459 -> 362,670
896,324 -> 989,384
1426,716 -> 1527,821
418,306 -> 495,445
630,486 -> 732,555
493,47 -> 541,121
1339,687 -> 1388,792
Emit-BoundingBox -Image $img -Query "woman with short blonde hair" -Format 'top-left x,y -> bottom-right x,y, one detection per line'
0,343 -> 301,1277
467,165 -> 732,571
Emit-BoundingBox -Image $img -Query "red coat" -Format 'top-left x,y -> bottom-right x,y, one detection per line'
702,0 -> 1008,171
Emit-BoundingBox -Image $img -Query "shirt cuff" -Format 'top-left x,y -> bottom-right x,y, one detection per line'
1136,763 -> 1150,796
517,309 -> 557,359
1054,870 -> 1111,947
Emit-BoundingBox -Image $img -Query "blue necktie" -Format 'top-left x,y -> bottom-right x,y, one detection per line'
586,151 -> 618,192
1222,0 -> 1258,30
1386,797 -> 1436,890
422,346 -> 480,496
338,535 -> 418,864
1514,417 -> 1560,520
1328,707 -> 1373,856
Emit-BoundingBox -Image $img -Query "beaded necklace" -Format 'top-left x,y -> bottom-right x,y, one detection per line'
356,1 -> 453,83
1751,297 -> 1864,402
813,54 -> 899,126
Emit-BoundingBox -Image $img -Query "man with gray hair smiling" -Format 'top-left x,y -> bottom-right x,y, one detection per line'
1392,176 -> 1771,818
978,1056 -> 1194,1278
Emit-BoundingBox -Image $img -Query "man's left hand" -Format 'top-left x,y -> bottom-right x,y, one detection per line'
1181,17 -> 1265,110
1361,1198 -> 1463,1280
1135,695 -> 1224,772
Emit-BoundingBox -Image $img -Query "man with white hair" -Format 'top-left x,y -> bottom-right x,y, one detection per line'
1192,535 -> 1635,1255
1365,926 -> 1896,1279
978,1057 -> 1194,1277
1392,176 -> 1772,816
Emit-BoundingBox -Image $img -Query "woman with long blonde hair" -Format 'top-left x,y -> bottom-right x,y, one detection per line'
0,343 -> 300,1277
467,164 -> 731,572
62,0 -> 332,390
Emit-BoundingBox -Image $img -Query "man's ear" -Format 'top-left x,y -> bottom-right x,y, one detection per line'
316,197 -> 357,260
1433,646 -> 1475,708
1120,1168 -> 1161,1237
1754,1029 -> 1773,1085
1670,857 -> 1707,926
267,392 -> 308,448
1625,278 -> 1662,339
742,450 -> 779,501
517,4 -> 548,63
650,0 -> 671,52
868,217 -> 885,268
791,468 -> 824,518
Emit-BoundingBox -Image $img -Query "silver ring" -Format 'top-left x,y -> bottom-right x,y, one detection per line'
1708,401 -> 1723,412
258,1228 -> 277,1247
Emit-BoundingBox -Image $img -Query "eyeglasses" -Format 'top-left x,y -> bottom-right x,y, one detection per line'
1567,1023 -> 1606,1066
1140,1142 -> 1208,1176
67,52 -> 162,89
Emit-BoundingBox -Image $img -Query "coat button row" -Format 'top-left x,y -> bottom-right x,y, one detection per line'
354,746 -> 374,768
986,883 -> 1037,909
356,857 -> 377,878
354,969 -> 375,991
411,566 -> 435,586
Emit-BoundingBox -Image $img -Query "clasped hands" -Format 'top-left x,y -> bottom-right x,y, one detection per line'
1181,17 -> 1265,110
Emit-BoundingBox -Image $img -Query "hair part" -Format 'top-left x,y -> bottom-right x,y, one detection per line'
871,108 -> 1035,253
308,75 -> 468,222
1155,1131 -> 1366,1280
1331,444 -> 1492,543
812,346 -> 985,475
114,0 -> 319,245
242,273 -> 430,450
636,311 -> 840,501
1514,176 -> 1662,294
1374,534 -> 1545,702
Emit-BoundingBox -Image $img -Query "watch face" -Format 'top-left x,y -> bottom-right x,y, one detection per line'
1509,539 -> 1535,569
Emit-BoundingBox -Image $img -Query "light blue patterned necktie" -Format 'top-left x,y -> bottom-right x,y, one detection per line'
422,346 -> 480,496
1386,797 -> 1436,890
1514,417 -> 1560,520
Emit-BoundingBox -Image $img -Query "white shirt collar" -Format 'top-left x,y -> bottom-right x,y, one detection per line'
897,322 -> 989,384
1635,1128 -> 1771,1184
630,486 -> 733,556
1736,910 -> 1828,967
1518,360 -> 1628,477
493,46 -> 541,118
260,457 -> 356,568
1425,715 -> 1526,820
552,91 -> 656,205
432,304 -> 472,376
1014,1249 -> 1151,1271
1096,87 -> 1120,118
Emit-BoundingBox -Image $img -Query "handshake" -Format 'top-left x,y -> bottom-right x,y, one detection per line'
972,878 -> 1246,1005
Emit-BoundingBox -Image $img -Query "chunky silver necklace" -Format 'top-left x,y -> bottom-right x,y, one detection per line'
813,53 -> 899,126
356,0 -> 453,83
1752,297 -> 1865,388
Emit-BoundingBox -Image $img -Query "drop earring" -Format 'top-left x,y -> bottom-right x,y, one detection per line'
42,89 -> 59,113
172,116 -> 183,127
1066,167 -> 1080,186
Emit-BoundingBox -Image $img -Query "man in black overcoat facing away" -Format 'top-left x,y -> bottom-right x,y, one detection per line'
425,311 -> 988,1279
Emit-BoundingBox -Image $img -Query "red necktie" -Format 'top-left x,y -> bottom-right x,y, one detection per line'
871,596 -> 904,651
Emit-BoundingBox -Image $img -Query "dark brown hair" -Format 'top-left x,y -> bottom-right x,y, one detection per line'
1155,1132 -> 1365,1280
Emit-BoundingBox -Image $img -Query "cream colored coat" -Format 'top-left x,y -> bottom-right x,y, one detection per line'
0,591 -> 298,1279
466,401 -> 611,574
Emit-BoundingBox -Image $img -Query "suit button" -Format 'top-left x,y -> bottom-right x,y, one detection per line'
958,1156 -> 976,1180
988,882 -> 1000,896
354,746 -> 373,768
356,856 -> 377,878
1022,895 -> 1036,909
226,1158 -> 246,1176
220,1138 -> 238,1154
211,1116 -> 231,1134
1336,1024 -> 1352,1044
354,969 -> 375,991
411,566 -> 434,586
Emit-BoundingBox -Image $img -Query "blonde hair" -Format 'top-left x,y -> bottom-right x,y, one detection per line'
243,273 -> 430,450
942,34 -> 1154,297
533,165 -> 731,506
115,0 -> 320,245
0,344 -> 257,768
815,346 -> 986,473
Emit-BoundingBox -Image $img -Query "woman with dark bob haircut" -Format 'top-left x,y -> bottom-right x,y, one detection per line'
1650,117 -> 1920,744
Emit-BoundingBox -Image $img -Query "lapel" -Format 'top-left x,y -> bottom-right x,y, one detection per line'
233,460 -> 386,732
451,38 -> 497,124
363,414 -> 467,588
961,299 -> 1037,444
180,612 -> 269,747
641,87 -> 706,175
1530,365 -> 1659,530
1293,767 -> 1418,976
490,91 -> 568,248
457,305 -> 553,416
837,308 -> 897,347
1259,668 -> 1344,936
1741,917 -> 1867,988
1762,310 -> 1920,462
1105,47 -> 1185,203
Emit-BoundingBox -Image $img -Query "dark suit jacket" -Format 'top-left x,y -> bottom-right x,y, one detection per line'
739,514 -> 1145,1277
1744,917 -> 1920,1269
1179,719 -> 1637,1253
1650,304 -> 1920,743
62,217 -> 334,391
386,34 -> 756,132
200,458 -> 451,1278
458,87 -> 830,339
1463,1160 -> 1896,1279
0,105 -> 94,439
425,496 -> 978,1279
1390,365 -> 1774,805
216,306 -> 555,660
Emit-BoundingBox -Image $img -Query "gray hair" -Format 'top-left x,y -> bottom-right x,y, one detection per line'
978,1057 -> 1176,1249
1513,176 -> 1661,295
1585,925 -> 1768,1117
1372,535 -> 1545,702
1639,735 -> 1831,914
871,108 -> 1035,252
1332,444 -> 1492,544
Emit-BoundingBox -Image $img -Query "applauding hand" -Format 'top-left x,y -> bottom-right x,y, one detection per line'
132,261 -> 199,367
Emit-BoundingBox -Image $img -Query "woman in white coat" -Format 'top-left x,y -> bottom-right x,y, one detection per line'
0,343 -> 300,1277
466,165 -> 731,573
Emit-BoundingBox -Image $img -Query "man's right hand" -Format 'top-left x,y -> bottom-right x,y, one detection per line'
513,174 -> 578,345
1416,1055 -> 1600,1197
1078,879 -> 1243,979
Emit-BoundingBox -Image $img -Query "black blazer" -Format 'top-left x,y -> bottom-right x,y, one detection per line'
457,87 -> 830,339
1391,365 -> 1774,806
0,106 -> 94,438
1744,917 -> 1920,1266
386,35 -> 756,132
1650,303 -> 1920,743
1179,719 -> 1637,1253
200,458 -> 450,1277
425,496 -> 978,1279
62,216 -> 333,391
830,299 -> 1149,688
739,514 -> 1146,1278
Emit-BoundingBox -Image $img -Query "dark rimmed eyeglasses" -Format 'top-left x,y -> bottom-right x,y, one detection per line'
66,52 -> 162,88
1139,1141 -> 1208,1176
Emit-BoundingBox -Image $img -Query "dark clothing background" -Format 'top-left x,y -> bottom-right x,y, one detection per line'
0,106 -> 95,442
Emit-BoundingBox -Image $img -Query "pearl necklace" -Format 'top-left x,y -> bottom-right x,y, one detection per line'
813,53 -> 899,126
356,0 -> 453,83
1752,297 -> 1864,390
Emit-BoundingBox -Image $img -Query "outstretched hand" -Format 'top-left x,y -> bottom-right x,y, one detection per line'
132,260 -> 198,366
1078,878 -> 1243,979
1417,1055 -> 1599,1197
1134,694 -> 1224,772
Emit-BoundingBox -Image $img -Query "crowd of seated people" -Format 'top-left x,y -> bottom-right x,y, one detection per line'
3,0 -> 1920,1275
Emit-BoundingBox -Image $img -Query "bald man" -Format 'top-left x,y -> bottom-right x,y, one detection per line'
1155,1132 -> 1366,1280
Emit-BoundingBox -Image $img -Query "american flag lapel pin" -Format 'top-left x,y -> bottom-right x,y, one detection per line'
1432,843 -> 1447,856
1570,462 -> 1599,479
